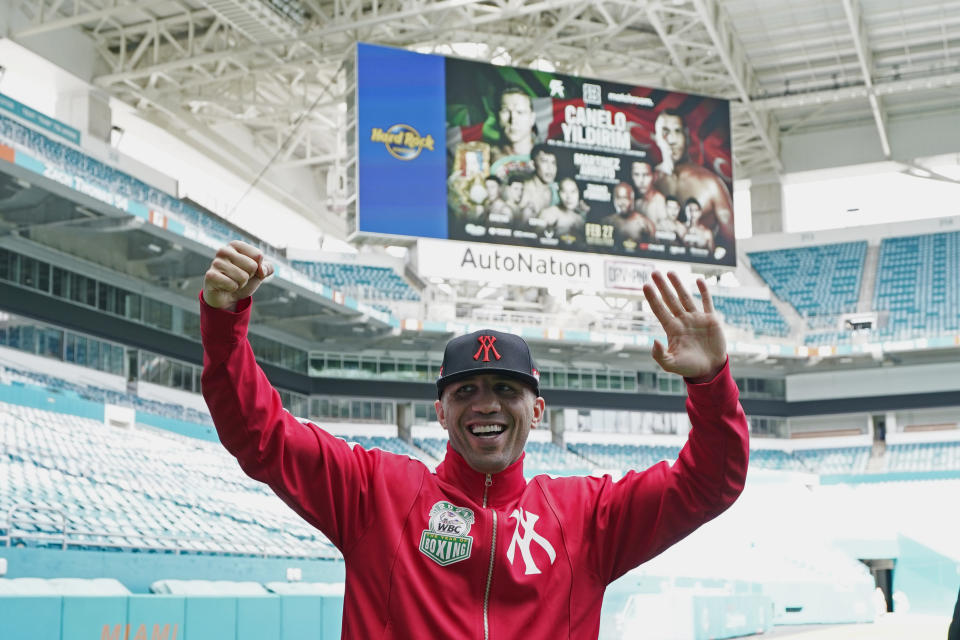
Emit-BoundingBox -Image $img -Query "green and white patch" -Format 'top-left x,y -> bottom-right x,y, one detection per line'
419,501 -> 475,566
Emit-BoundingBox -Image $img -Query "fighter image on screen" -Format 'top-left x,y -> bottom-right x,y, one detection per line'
482,176 -> 509,225
681,197 -> 715,253
655,195 -> 688,244
486,174 -> 524,226
652,109 -> 735,249
540,177 -> 586,246
442,59 -> 735,264
491,86 -> 538,165
447,85 -> 541,238
631,159 -> 667,225
599,182 -> 656,250
518,144 -> 559,230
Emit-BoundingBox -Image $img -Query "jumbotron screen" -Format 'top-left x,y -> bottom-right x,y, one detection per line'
354,43 -> 735,267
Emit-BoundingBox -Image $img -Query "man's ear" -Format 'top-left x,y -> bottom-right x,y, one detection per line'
435,399 -> 447,430
531,396 -> 546,429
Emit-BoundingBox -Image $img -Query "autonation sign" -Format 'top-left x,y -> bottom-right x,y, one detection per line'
416,238 -> 681,293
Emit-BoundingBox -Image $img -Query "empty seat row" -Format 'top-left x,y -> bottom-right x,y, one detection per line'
291,261 -> 420,302
0,114 -> 272,257
748,241 -> 866,326
710,296 -> 790,337
874,231 -> 960,340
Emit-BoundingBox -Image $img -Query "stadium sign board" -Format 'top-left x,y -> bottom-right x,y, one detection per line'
353,43 -> 735,267
0,93 -> 81,145
416,238 -> 681,293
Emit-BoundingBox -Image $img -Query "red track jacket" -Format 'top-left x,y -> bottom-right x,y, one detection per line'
201,297 -> 749,639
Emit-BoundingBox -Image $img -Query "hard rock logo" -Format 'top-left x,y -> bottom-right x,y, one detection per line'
370,124 -> 435,160
419,501 -> 474,566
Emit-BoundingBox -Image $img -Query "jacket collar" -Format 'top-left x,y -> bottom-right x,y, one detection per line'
435,443 -> 528,509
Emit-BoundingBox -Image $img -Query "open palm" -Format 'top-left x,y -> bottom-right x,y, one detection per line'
642,271 -> 727,383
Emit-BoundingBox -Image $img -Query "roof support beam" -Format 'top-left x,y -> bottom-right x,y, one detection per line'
14,0 -> 170,37
511,0 -> 592,65
644,3 -> 692,86
751,70 -> 960,111
94,0 -> 587,86
841,0 -> 891,158
690,0 -> 782,173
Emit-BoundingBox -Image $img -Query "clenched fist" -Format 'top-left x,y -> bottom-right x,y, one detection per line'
203,240 -> 274,311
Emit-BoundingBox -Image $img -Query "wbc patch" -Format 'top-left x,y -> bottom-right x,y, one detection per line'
419,501 -> 475,566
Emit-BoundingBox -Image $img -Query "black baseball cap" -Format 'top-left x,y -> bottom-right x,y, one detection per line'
436,329 -> 541,398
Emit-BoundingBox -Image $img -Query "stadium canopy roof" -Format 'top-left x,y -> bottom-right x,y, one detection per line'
3,0 -> 960,239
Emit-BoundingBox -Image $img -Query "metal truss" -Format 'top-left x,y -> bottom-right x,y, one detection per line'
9,0 -> 960,238
841,0 -> 890,159
5,0 -> 792,222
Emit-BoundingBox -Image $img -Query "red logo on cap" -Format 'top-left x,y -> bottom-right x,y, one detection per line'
474,335 -> 501,362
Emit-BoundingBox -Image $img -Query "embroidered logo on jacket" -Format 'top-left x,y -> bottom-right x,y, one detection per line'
420,501 -> 475,566
507,508 -> 556,575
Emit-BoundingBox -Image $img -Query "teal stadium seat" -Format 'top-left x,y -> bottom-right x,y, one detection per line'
0,401 -> 339,558
748,241 -> 867,335
291,260 -> 420,303
0,113 -> 275,257
874,232 -> 960,340
886,441 -> 960,472
710,296 -> 790,337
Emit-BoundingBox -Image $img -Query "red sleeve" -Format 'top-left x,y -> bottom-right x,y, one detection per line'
588,359 -> 749,582
199,294 -> 382,554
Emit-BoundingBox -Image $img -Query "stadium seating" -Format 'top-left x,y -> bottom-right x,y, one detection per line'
1,365 -> 213,425
339,434 -> 430,460
748,449 -> 809,472
710,296 -> 790,337
150,579 -> 268,595
0,114 -> 274,257
803,331 -> 846,346
566,442 -> 682,471
564,442 -> 874,475
0,577 -> 130,594
748,241 -> 867,325
515,441 -> 592,475
265,581 -> 345,595
874,231 -> 960,340
885,441 -> 960,472
792,447 -> 870,474
290,260 -> 420,302
413,437 -> 448,461
0,401 -> 338,558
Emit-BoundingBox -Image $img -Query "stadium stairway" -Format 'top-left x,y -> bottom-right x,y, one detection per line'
739,253 -> 807,336
857,243 -> 880,313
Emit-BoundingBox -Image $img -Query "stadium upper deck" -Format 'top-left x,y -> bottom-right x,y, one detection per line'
2,107 -> 958,374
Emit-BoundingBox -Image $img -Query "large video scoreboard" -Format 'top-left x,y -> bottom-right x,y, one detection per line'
352,43 -> 735,268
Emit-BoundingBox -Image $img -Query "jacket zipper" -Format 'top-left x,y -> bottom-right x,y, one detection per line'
482,473 -> 496,640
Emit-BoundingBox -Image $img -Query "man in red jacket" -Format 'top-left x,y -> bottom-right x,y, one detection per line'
201,240 -> 749,639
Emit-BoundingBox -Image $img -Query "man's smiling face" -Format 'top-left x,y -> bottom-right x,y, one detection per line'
435,374 -> 544,475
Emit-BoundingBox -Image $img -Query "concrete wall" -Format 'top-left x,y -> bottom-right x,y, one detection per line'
0,593 -> 343,640
0,548 -> 345,594
786,362 -> 960,402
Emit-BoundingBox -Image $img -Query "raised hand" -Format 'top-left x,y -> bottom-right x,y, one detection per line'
202,240 -> 274,311
642,271 -> 727,383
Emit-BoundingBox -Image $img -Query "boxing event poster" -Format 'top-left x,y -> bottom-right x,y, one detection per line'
355,43 -> 735,267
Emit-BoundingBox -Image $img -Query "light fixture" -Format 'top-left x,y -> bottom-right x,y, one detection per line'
110,125 -> 124,148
